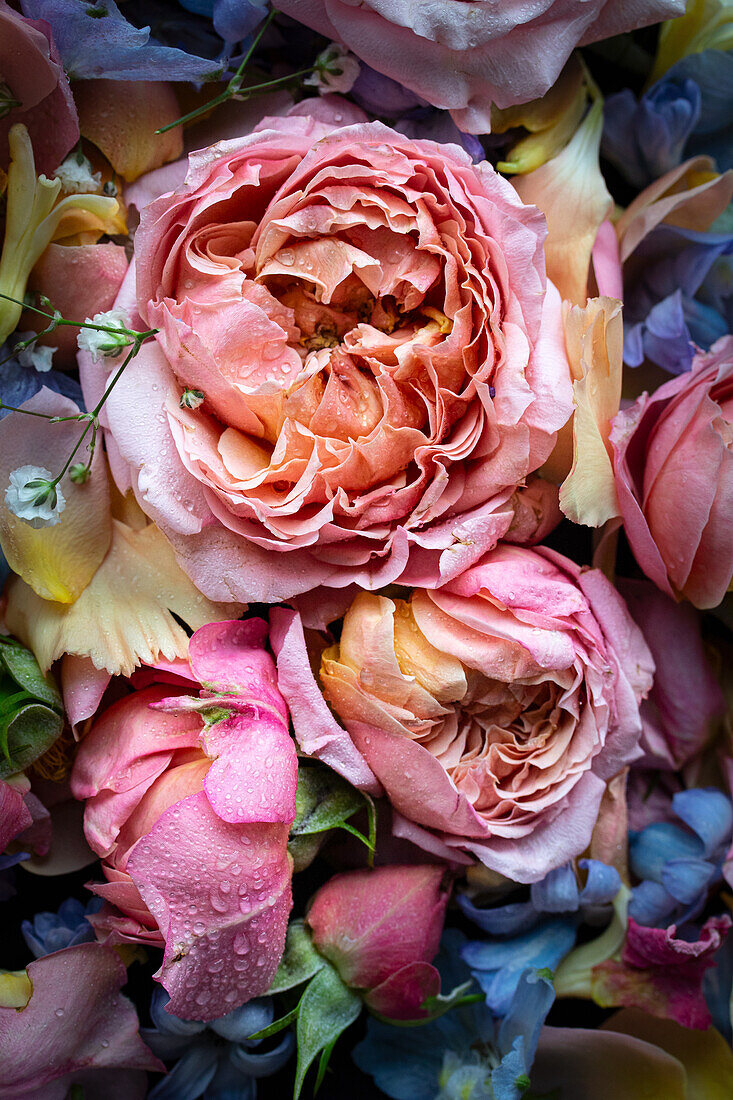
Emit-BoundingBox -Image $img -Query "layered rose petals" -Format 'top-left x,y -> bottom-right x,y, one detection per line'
275,545 -> 652,882
71,620 -> 298,1020
84,115 -> 573,603
611,336 -> 733,608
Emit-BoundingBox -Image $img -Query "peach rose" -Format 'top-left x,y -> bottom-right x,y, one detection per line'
273,544 -> 653,882
81,114 -> 572,602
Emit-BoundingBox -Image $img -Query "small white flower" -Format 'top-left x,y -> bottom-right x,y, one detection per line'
53,153 -> 102,195
14,334 -> 55,372
77,308 -> 134,362
304,43 -> 360,95
5,465 -> 66,528
179,388 -> 204,410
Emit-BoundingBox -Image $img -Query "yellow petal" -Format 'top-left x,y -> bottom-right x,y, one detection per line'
0,124 -> 119,342
514,99 -> 612,306
496,58 -> 588,175
650,0 -> 733,84
4,519 -> 244,676
558,296 -> 623,527
76,79 -> 183,183
604,1009 -> 733,1100
0,391 -> 111,604
0,971 -> 33,1010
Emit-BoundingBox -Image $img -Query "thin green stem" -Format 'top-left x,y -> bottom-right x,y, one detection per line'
155,9 -> 281,134
0,404 -> 58,420
0,292 -> 156,340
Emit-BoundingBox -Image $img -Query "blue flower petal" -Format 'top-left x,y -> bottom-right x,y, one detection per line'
148,1043 -> 220,1100
149,987 -> 208,1038
578,860 -> 622,906
530,863 -> 580,913
228,1031 -> 295,1078
497,970 -> 555,1066
629,821 -> 704,882
667,49 -> 733,170
629,880 -> 679,927
209,1000 -> 273,1043
20,0 -> 225,81
661,858 -> 716,906
462,920 -> 576,1016
458,894 -> 539,936
672,788 -> 733,858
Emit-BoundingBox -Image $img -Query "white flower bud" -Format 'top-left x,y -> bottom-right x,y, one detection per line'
304,43 -> 360,95
77,308 -> 134,361
53,152 -> 102,195
5,465 -> 66,527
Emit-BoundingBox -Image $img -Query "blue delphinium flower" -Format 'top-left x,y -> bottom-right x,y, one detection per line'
459,859 -> 620,1014
622,217 -> 733,372
20,0 -> 228,81
665,49 -> 733,172
142,989 -> 294,1100
0,356 -> 84,423
629,788 -> 733,928
603,77 -> 701,189
353,930 -> 554,1100
21,897 -> 103,957
178,0 -> 268,43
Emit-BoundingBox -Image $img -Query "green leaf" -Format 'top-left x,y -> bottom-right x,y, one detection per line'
268,920 -> 325,995
294,963 -> 361,1100
0,636 -> 62,710
0,702 -> 64,779
291,764 -> 364,838
372,980 -> 484,1028
247,1004 -> 300,1041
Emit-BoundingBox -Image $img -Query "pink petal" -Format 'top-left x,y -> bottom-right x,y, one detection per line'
365,961 -> 441,1020
0,943 -> 162,1098
127,790 -> 292,1020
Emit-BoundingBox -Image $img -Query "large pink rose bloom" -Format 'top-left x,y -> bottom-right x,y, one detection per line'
276,1 -> 685,131
273,545 -> 653,882
611,336 -> 733,609
71,619 -> 298,1021
84,114 -> 572,603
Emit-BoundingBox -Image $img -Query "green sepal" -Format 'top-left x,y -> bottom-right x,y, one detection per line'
268,920 -> 325,995
293,962 -> 361,1100
0,635 -> 62,710
0,701 -> 64,779
291,763 -> 376,859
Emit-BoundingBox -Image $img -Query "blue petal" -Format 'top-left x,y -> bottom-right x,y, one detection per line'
672,788 -> 733,857
628,880 -> 678,926
530,863 -> 579,913
629,821 -> 704,882
490,1037 -> 527,1100
209,1000 -> 273,1043
602,77 -> 701,189
578,860 -> 622,906
462,920 -> 576,1016
458,894 -> 539,936
149,987 -> 208,1038
353,1019 -> 446,1100
20,0 -> 225,81
661,858 -> 716,905
228,1032 -> 294,1078
0,359 -> 84,421
213,0 -> 268,42
667,49 -> 733,170
497,970 -> 555,1066
148,1044 -> 219,1100
704,932 -> 733,1042
204,1059 -> 256,1100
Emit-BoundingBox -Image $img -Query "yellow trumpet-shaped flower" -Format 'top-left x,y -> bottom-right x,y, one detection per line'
0,124 -> 119,343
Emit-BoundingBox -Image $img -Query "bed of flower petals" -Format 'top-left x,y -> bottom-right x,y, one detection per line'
2,3 -> 733,1099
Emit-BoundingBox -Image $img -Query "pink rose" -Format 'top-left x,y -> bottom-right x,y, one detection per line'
273,544 -> 653,882
611,337 -> 733,609
306,864 -> 450,1019
276,1 -> 685,131
0,0 -> 79,175
71,619 -> 298,1021
83,114 -> 572,603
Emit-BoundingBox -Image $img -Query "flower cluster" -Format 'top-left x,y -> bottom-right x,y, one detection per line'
2,2 -> 733,1099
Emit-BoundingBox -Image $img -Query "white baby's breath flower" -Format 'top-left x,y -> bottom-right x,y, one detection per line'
5,465 -> 66,528
53,153 -> 102,195
305,43 -> 360,95
14,334 -> 55,372
77,308 -> 134,361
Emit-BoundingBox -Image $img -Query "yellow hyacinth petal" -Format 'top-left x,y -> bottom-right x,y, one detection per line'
514,100 -> 612,306
557,297 -> 623,527
0,391 -> 111,604
4,518 -> 244,676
